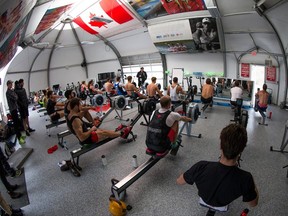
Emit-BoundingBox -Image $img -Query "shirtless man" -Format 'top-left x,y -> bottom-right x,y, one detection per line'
67,98 -> 131,145
103,78 -> 114,95
146,77 -> 163,100
255,84 -> 269,111
167,77 -> 185,104
125,76 -> 147,99
201,78 -> 214,105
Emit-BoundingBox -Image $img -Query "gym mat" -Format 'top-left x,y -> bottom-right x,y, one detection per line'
8,148 -> 33,170
0,167 -> 30,209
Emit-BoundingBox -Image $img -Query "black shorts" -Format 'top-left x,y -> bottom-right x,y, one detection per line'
50,113 -> 61,122
201,97 -> 212,104
19,107 -> 29,119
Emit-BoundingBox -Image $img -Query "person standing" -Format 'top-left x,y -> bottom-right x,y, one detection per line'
136,67 -> 147,89
15,79 -> 35,136
6,80 -> 25,145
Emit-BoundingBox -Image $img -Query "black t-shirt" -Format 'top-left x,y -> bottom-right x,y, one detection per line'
183,161 -> 257,207
46,99 -> 56,115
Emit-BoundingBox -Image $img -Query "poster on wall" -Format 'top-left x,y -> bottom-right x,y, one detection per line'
129,0 -> 206,20
190,17 -> 220,51
241,63 -> 250,78
148,17 -> 220,54
0,0 -> 36,46
266,66 -> 276,82
34,4 -> 72,34
0,18 -> 27,70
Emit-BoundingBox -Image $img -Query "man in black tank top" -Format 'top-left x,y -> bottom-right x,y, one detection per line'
146,96 -> 192,157
64,90 -> 101,127
67,98 -> 132,145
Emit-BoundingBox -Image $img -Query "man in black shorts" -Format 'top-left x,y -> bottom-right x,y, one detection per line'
67,98 -> 131,145
15,79 -> 35,136
177,124 -> 259,210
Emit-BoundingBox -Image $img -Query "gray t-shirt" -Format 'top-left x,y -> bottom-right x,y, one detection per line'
150,108 -> 181,127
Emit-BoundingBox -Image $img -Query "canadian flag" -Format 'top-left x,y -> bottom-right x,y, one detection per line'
73,0 -> 135,35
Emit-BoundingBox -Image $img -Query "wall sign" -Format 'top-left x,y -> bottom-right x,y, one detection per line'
266,66 -> 276,82
241,63 -> 250,78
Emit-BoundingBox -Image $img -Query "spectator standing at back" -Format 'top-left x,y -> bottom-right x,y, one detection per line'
15,79 -> 35,136
6,80 -> 25,145
136,67 -> 147,89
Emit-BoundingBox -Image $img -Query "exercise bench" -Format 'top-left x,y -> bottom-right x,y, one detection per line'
57,130 -> 72,149
70,134 -> 136,171
45,119 -> 66,136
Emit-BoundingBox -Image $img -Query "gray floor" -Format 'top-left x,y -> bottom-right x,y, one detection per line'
10,102 -> 288,216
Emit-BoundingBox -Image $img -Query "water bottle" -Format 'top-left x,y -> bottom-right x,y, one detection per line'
132,155 -> 138,168
101,155 -> 107,166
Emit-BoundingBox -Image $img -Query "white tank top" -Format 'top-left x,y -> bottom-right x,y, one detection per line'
170,86 -> 179,102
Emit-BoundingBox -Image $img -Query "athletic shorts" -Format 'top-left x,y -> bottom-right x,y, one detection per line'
19,107 -> 29,119
50,113 -> 60,122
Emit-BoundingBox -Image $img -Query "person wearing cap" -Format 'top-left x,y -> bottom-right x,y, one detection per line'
15,79 -> 35,136
136,67 -> 147,89
5,80 -> 26,145
192,17 -> 217,51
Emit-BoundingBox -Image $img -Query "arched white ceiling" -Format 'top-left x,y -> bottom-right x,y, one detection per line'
1,0 -> 288,94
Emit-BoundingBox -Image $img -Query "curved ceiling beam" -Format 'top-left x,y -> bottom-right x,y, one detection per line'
257,6 -> 288,104
69,21 -> 88,78
47,22 -> 65,87
248,33 -> 257,49
214,1 -> 227,77
35,22 -> 62,43
28,48 -> 45,94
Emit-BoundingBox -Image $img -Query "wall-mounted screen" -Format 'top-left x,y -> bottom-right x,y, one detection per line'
190,17 -> 220,51
148,17 -> 220,54
129,0 -> 206,20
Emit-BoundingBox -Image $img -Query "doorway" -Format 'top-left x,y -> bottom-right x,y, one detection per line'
251,65 -> 265,106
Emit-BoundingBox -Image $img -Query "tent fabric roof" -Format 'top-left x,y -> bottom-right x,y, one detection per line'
1,0 -> 288,73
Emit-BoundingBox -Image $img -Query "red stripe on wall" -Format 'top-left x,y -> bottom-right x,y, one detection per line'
73,17 -> 98,34
100,0 -> 133,24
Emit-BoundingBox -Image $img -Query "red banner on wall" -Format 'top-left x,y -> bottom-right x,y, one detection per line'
266,66 -> 276,82
241,63 -> 250,78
